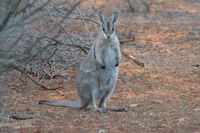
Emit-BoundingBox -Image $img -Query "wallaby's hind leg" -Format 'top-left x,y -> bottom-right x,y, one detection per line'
91,89 -> 109,113
99,95 -> 108,108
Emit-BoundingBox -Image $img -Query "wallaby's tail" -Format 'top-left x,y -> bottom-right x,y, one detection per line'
39,100 -> 84,109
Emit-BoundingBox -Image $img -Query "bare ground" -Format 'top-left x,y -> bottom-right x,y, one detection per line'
0,0 -> 200,133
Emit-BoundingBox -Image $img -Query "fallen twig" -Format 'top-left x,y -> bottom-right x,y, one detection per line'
125,0 -> 135,13
120,39 -> 135,45
122,52 -> 144,67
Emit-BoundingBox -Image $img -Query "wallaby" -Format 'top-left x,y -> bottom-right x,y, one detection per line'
39,11 -> 126,113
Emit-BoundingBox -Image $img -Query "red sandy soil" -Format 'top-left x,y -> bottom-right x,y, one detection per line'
1,0 -> 200,132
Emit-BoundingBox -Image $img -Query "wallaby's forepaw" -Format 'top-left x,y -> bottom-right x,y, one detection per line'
101,65 -> 106,69
115,63 -> 119,67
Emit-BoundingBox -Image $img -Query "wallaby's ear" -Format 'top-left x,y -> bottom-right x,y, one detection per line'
96,11 -> 105,24
111,11 -> 119,23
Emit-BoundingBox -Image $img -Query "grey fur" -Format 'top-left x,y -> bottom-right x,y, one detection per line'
111,11 -> 119,23
96,11 -> 105,23
39,11 -> 126,113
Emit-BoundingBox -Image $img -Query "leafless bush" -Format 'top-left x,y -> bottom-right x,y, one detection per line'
0,0 -> 98,77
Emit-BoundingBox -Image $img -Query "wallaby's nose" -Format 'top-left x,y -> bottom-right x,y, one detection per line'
107,35 -> 110,39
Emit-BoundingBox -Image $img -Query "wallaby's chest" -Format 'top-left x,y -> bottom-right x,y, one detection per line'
102,46 -> 116,67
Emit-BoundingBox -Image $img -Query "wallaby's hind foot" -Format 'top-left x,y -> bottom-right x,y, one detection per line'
91,107 -> 110,113
107,107 -> 128,112
91,107 -> 127,113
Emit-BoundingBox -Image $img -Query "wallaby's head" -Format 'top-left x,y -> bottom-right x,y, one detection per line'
97,11 -> 119,40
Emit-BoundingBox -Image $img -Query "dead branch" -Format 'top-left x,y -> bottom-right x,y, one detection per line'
126,0 -> 135,13
0,59 -> 58,90
0,0 -> 22,32
66,16 -> 99,25
141,0 -> 151,13
4,0 -> 52,31
44,36 -> 90,54
59,0 -> 85,24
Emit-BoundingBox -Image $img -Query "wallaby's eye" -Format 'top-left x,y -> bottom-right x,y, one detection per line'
111,27 -> 114,32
